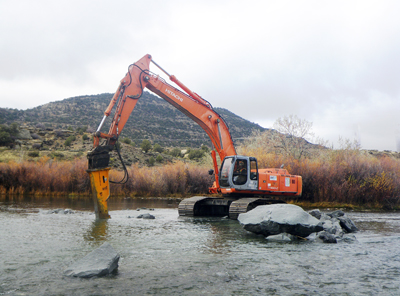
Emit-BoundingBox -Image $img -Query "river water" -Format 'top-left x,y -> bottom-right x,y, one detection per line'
1,197 -> 400,295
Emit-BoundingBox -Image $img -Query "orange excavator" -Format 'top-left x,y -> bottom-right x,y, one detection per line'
87,54 -> 302,219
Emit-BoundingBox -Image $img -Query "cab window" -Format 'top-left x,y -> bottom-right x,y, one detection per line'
250,159 -> 258,180
219,158 -> 233,187
232,159 -> 247,185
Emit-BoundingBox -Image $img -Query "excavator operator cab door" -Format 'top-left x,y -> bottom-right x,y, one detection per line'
219,156 -> 258,191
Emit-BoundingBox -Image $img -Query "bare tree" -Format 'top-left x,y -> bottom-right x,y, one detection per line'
272,115 -> 314,160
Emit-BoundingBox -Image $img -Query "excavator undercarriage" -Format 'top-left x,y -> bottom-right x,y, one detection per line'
178,196 -> 286,219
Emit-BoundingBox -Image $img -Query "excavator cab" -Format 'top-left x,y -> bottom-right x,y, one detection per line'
219,156 -> 259,191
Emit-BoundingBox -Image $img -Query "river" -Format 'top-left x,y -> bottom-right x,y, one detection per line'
1,197 -> 400,295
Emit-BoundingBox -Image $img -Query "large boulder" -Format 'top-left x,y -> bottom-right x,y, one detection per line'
238,204 -> 323,238
64,242 -> 120,278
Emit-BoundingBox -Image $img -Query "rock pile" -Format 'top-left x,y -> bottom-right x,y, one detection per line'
309,209 -> 358,243
238,204 -> 358,243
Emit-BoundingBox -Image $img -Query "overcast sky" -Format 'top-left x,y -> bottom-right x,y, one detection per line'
1,0 -> 399,151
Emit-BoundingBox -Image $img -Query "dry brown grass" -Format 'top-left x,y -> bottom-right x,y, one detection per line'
240,144 -> 400,209
1,147 -> 400,209
0,157 -> 213,198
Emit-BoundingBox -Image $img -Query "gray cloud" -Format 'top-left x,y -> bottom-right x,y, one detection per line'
1,0 -> 399,151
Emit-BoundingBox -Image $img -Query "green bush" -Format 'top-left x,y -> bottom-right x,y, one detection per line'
0,123 -> 18,146
156,155 -> 163,162
149,156 -> 155,166
141,139 -> 152,153
64,135 -> 76,147
28,151 -> 39,157
153,143 -> 163,153
122,137 -> 132,144
188,149 -> 205,160
169,148 -> 182,158
201,145 -> 210,153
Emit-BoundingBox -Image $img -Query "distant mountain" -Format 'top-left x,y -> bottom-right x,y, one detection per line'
0,91 -> 265,148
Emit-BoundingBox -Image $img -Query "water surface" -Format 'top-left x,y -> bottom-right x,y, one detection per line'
1,197 -> 400,295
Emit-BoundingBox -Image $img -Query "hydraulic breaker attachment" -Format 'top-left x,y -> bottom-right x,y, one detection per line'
87,168 -> 111,219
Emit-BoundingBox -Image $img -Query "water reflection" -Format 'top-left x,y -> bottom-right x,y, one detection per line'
84,219 -> 109,242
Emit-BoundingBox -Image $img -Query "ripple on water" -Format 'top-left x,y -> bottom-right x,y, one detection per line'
1,200 -> 400,295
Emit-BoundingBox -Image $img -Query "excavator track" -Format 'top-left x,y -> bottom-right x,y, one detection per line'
178,196 -> 285,219
178,196 -> 233,217
228,197 -> 286,220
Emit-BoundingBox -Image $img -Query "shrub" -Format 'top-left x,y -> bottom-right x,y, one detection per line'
64,135 -> 76,146
31,133 -> 42,140
141,139 -> 152,153
122,137 -> 131,144
156,155 -> 163,162
149,156 -> 155,166
169,148 -> 182,158
153,143 -> 163,153
0,123 -> 18,146
28,151 -> 39,157
188,149 -> 205,160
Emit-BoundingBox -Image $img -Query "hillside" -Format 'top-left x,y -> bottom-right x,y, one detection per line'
0,91 -> 265,148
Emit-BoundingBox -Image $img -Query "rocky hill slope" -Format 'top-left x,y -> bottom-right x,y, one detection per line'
0,91 -> 265,148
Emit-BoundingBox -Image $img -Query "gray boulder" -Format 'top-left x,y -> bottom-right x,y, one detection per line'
326,210 -> 345,219
338,234 -> 357,243
337,216 -> 358,233
64,242 -> 120,278
238,204 -> 323,238
137,213 -> 155,219
321,219 -> 344,236
317,231 -> 337,243
308,209 -> 322,220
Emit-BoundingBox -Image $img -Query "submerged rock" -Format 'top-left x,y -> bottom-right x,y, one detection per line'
47,208 -> 75,214
326,210 -> 345,219
317,231 -> 337,243
238,204 -> 323,238
64,242 -> 120,278
137,213 -> 155,219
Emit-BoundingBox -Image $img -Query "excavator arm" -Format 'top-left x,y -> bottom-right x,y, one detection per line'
87,54 -> 237,218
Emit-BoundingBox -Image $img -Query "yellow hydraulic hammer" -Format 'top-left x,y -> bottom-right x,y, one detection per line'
87,168 -> 111,219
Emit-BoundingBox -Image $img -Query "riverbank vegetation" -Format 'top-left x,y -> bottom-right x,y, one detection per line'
0,157 -> 213,198
1,144 -> 400,210
1,114 -> 400,210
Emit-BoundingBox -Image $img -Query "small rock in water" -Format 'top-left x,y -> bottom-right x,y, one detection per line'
317,231 -> 337,243
326,210 -> 345,219
47,208 -> 75,214
64,242 -> 120,278
308,209 -> 322,220
137,213 -> 155,219
47,208 -> 63,214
